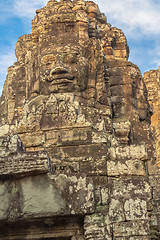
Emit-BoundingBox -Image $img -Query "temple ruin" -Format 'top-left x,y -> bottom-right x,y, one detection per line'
0,0 -> 159,239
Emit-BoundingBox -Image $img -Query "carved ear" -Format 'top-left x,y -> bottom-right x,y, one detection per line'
137,91 -> 149,121
31,80 -> 40,97
15,35 -> 33,62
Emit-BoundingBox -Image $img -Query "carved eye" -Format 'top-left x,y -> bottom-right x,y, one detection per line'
63,52 -> 78,64
46,61 -> 52,66
41,54 -> 56,66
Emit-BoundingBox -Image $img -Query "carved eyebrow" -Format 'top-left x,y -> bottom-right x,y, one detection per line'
41,54 -> 56,58
62,50 -> 80,55
41,55 -> 56,64
41,51 -> 80,63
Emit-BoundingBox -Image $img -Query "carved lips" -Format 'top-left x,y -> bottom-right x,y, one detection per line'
48,66 -> 74,87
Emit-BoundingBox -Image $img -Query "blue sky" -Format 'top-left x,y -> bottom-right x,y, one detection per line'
1,0 -> 160,94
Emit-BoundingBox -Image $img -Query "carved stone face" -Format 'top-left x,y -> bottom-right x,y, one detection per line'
40,45 -> 89,94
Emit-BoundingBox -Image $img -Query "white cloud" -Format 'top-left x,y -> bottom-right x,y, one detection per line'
94,0 -> 160,37
0,1 -> 13,23
0,0 -> 48,92
93,0 -> 160,74
13,0 -> 48,18
0,50 -> 16,95
0,51 -> 16,70
148,44 -> 160,69
0,0 -> 48,22
2,0 -> 160,38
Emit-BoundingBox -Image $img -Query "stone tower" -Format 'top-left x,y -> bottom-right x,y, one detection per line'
0,0 -> 159,239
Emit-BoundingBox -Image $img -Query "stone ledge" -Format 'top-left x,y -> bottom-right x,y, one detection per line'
0,151 -> 49,178
0,173 -> 94,221
0,135 -> 49,178
109,145 -> 148,161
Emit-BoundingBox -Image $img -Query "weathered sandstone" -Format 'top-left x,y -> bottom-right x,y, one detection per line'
144,68 -> 160,168
0,0 -> 159,239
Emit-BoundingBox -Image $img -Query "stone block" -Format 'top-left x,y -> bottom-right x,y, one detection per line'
113,120 -> 131,138
0,182 -> 10,220
0,124 -> 9,137
152,200 -> 160,214
0,173 -> 95,221
0,151 -> 49,178
107,159 -> 146,176
113,220 -> 150,237
59,144 -> 108,158
92,131 -> 108,143
109,145 -> 148,161
45,128 -> 89,147
114,237 -> 150,240
0,135 -> 25,157
124,198 -> 148,220
92,176 -> 108,187
108,178 -> 151,202
101,187 -> 109,205
105,198 -> 125,223
84,213 -> 105,228
84,213 -> 107,240
147,159 -> 160,176
80,156 -> 107,175
149,175 -> 160,199
19,132 -> 45,147
51,160 -> 80,174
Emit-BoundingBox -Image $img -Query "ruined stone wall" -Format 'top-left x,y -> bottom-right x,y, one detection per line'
0,0 -> 160,239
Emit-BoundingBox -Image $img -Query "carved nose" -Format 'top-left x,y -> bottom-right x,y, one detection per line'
50,67 -> 69,76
